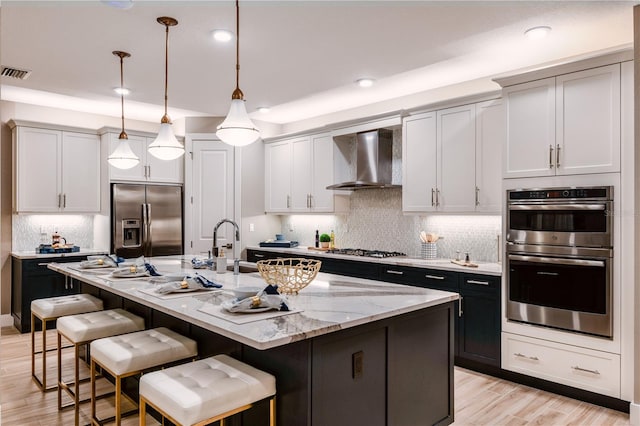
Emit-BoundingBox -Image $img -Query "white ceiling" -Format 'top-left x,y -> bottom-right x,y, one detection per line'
0,0 -> 635,127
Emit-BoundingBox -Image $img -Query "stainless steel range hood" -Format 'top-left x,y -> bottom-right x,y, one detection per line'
327,129 -> 399,190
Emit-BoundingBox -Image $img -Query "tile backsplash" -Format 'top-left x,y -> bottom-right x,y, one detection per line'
279,188 -> 502,263
12,214 -> 95,252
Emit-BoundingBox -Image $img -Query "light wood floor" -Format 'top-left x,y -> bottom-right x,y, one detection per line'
0,326 -> 631,425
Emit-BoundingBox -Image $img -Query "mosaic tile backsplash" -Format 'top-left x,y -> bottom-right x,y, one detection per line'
279,188 -> 502,263
12,214 -> 95,252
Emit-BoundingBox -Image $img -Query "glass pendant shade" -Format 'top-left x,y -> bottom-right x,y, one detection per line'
148,122 -> 184,160
216,99 -> 260,147
108,136 -> 139,169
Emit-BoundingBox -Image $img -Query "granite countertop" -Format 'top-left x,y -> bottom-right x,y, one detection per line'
11,248 -> 109,260
48,255 -> 459,350
247,246 -> 503,276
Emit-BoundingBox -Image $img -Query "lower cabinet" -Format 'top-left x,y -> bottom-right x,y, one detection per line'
502,332 -> 621,398
11,255 -> 86,333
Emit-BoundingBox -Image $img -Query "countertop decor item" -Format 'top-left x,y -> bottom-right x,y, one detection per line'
148,16 -> 185,161
216,0 -> 260,147
256,258 -> 322,294
319,233 -> 331,249
107,50 -> 139,169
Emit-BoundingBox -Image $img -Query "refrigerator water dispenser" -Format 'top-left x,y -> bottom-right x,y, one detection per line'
122,219 -> 141,247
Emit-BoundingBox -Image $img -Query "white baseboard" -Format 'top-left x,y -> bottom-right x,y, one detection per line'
0,314 -> 13,327
631,401 -> 640,426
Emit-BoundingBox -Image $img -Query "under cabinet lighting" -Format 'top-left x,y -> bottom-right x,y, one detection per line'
113,87 -> 130,96
212,29 -> 233,42
357,78 -> 375,88
524,26 -> 551,40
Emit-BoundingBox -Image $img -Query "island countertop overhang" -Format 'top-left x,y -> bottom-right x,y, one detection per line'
47,256 -> 459,350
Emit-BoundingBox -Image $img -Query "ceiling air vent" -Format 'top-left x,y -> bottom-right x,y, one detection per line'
1,66 -> 31,80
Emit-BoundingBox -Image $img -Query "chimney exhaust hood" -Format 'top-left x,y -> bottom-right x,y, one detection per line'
327,129 -> 400,190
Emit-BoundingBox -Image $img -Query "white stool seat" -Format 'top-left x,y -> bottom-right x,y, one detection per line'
31,293 -> 103,319
57,308 -> 145,343
91,327 -> 197,375
140,354 -> 276,426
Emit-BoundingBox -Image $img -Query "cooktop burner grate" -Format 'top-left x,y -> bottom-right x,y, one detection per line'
327,248 -> 407,258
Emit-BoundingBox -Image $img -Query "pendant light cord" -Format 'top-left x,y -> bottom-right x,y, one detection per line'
232,0 -> 243,100
164,22 -> 169,118
120,55 -> 126,137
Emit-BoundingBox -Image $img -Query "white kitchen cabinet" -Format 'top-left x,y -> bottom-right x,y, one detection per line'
502,332 -> 620,398
475,99 -> 504,213
265,133 -> 338,213
105,131 -> 183,184
402,112 -> 437,212
504,64 -> 620,178
403,101 -> 498,213
12,124 -> 100,213
438,104 -> 476,212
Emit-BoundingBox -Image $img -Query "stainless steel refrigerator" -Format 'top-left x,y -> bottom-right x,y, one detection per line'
111,183 -> 183,258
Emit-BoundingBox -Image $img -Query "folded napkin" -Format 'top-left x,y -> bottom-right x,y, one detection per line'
80,255 -> 118,268
144,263 -> 163,276
222,285 -> 290,313
155,274 -> 222,294
191,257 -> 214,269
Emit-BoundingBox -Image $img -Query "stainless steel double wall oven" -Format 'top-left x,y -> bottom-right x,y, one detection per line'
506,186 -> 613,338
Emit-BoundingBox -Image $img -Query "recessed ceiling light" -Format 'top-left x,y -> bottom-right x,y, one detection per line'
357,78 -> 375,88
524,26 -> 551,40
114,87 -> 130,96
100,0 -> 134,10
212,29 -> 233,43
257,106 -> 270,114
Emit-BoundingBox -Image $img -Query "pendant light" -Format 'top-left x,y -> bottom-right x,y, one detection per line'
148,16 -> 185,161
216,0 -> 260,147
108,51 -> 140,170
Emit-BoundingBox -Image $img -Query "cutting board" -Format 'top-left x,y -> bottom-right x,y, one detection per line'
450,259 -> 479,268
307,246 -> 330,251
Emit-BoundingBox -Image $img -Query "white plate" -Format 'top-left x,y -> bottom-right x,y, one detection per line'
108,271 -> 149,278
231,286 -> 264,299
79,263 -> 115,269
226,306 -> 273,314
164,286 -> 218,293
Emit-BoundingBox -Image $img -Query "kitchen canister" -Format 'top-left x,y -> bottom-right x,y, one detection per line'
421,242 -> 437,260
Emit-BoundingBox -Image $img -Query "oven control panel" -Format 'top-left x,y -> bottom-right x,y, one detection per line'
509,186 -> 611,201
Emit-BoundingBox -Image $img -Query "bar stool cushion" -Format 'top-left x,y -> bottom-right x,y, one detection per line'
31,294 -> 103,319
140,354 -> 276,426
90,327 -> 197,375
57,308 -> 145,343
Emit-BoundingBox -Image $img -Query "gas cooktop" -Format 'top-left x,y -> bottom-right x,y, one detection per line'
327,248 -> 407,258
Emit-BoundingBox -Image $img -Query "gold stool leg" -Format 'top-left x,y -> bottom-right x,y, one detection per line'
42,317 -> 48,390
139,396 -> 147,426
31,313 -> 36,386
270,396 -> 276,426
57,332 -> 63,410
91,359 -> 97,424
115,374 -> 122,425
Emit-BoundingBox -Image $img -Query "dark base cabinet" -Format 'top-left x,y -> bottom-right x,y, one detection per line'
11,255 -> 87,333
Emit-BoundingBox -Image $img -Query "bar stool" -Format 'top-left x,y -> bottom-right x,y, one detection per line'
139,354 -> 276,426
89,327 -> 197,425
31,293 -> 103,391
57,308 -> 145,425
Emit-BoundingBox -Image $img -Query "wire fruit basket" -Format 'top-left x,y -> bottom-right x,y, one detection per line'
256,258 -> 322,294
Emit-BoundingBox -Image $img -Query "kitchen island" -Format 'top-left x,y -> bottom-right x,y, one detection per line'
49,256 -> 458,426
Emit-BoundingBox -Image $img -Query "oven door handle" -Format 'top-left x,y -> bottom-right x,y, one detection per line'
508,254 -> 605,268
508,203 -> 607,211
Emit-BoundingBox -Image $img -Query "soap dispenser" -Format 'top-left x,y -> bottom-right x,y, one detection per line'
216,249 -> 227,274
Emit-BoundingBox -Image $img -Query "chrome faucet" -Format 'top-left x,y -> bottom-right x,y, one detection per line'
212,219 -> 240,260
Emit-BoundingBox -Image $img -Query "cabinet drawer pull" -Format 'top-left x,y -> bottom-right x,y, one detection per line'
254,254 -> 265,258
425,274 -> 445,280
467,279 -> 489,286
571,365 -> 600,375
386,270 -> 404,275
514,352 -> 539,361
37,262 -> 52,267
549,144 -> 554,168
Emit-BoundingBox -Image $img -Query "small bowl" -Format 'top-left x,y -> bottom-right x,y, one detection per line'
231,286 -> 264,300
275,234 -> 285,241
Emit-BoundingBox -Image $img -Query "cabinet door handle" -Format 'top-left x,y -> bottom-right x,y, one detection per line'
475,186 -> 480,206
425,274 -> 445,280
556,144 -> 561,168
37,262 -> 51,267
386,270 -> 404,275
571,365 -> 600,375
459,295 -> 463,317
58,193 -> 62,208
309,194 -> 313,208
286,195 -> 290,209
514,352 -> 539,361
63,193 -> 66,208
148,165 -> 151,178
436,189 -> 440,207
431,188 -> 435,207
467,279 -> 489,286
549,145 -> 554,168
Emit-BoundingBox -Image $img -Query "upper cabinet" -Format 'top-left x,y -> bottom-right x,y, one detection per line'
504,64 -> 621,178
12,123 -> 101,213
265,132 -> 345,213
103,130 -> 183,184
402,99 -> 503,213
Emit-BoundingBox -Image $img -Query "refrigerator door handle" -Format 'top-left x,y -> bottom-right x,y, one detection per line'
141,203 -> 148,255
146,203 -> 152,255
